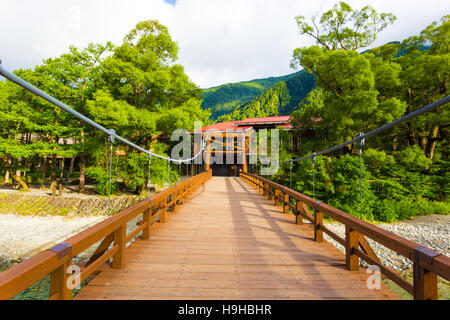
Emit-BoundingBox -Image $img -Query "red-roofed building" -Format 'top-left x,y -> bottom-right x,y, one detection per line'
198,116 -> 292,132
193,116 -> 321,176
194,116 -> 297,176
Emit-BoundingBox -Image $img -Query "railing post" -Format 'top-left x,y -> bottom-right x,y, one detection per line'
142,205 -> 151,240
413,246 -> 439,300
314,202 -> 323,242
274,189 -> 280,206
268,187 -> 273,200
296,201 -> 303,225
112,225 -> 126,269
283,194 -> 290,214
160,199 -> 167,223
50,262 -> 72,300
345,226 -> 359,271
172,187 -> 177,212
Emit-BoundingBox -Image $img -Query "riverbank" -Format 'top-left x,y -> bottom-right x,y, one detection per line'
322,214 -> 449,299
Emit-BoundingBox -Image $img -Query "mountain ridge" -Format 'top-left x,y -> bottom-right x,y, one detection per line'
201,70 -> 314,120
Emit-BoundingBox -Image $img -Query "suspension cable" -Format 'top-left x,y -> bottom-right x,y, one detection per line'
0,64 -> 211,164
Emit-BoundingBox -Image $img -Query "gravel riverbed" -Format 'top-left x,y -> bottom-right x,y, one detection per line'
0,214 -> 143,266
322,214 -> 449,272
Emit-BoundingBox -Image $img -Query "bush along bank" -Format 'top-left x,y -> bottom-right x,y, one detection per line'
270,146 -> 449,223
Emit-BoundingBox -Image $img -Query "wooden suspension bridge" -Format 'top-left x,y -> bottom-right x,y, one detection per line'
0,170 -> 449,300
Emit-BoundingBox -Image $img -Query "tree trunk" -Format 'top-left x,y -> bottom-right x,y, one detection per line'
137,184 -> 147,196
6,159 -> 29,192
40,157 -> 47,189
11,173 -> 30,192
66,157 -> 75,180
406,88 -> 417,146
392,134 -> 398,152
420,136 -> 427,153
15,157 -> 22,179
79,155 -> 86,193
426,125 -> 440,162
3,157 -> 10,184
58,158 -> 64,196
79,129 -> 86,193
50,155 -> 57,195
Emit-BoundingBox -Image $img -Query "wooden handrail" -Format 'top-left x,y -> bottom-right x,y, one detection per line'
0,170 -> 212,300
240,172 -> 450,300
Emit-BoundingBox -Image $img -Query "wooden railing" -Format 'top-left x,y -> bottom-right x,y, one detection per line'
240,172 -> 450,300
0,170 -> 212,300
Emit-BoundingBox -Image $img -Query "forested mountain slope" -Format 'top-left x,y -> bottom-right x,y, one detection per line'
201,70 -> 312,120
215,70 -> 316,122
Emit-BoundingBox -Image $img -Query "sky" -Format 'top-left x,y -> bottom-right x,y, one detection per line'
0,0 -> 448,88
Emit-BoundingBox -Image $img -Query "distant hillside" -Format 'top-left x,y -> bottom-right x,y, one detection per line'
214,70 -> 316,122
201,71 -> 306,120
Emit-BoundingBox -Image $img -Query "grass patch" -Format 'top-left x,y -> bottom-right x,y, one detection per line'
382,269 -> 450,300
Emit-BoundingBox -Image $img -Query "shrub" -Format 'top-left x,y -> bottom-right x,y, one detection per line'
85,166 -> 118,195
373,198 -> 449,222
371,178 -> 409,201
363,148 -> 395,170
373,199 -> 397,222
394,145 -> 431,171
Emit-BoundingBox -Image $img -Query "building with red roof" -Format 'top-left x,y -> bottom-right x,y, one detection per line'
198,116 -> 292,132
194,115 -> 321,176
195,116 -> 297,176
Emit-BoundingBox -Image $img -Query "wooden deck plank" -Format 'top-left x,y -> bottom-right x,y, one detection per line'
76,177 -> 400,300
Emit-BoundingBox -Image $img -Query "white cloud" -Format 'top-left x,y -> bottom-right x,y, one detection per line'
0,0 -> 448,88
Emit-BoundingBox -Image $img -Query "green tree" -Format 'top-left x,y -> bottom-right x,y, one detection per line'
396,36 -> 449,160
292,1 -> 396,52
85,20 -> 207,194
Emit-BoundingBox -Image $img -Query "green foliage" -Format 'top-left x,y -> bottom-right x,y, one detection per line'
216,71 -> 316,122
289,155 -> 375,219
85,165 -> 116,195
373,198 -> 450,222
270,6 -> 449,222
0,19 -> 206,194
283,148 -> 448,222
394,146 -> 431,171
157,98 -> 210,135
